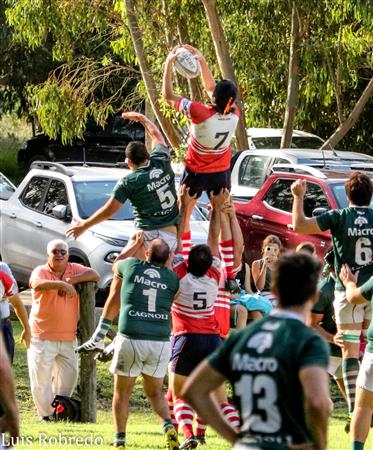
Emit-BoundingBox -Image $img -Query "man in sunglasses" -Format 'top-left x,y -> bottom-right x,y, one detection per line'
27,239 -> 99,421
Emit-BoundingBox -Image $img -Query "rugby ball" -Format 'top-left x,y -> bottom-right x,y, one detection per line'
174,48 -> 201,79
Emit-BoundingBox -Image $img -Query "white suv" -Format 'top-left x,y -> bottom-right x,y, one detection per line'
0,162 -> 208,305
246,128 -> 325,149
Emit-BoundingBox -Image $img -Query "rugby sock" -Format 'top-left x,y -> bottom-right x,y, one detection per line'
219,239 -> 235,279
114,432 -> 126,447
342,358 -> 360,415
165,389 -> 178,432
220,402 -> 240,429
195,415 -> 207,437
182,231 -> 191,263
92,316 -> 112,342
174,399 -> 194,438
352,441 -> 364,450
162,418 -> 173,433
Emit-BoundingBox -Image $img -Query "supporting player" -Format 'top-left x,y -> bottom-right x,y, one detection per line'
291,172 -> 373,430
182,252 -> 331,450
341,264 -> 373,450
76,237 -> 180,450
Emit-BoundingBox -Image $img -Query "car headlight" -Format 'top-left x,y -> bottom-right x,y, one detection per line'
105,252 -> 121,263
92,232 -> 128,247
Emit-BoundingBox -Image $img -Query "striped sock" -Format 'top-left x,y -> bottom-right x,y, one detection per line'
165,389 -> 178,432
220,239 -> 235,279
114,431 -> 126,447
352,442 -> 364,450
92,317 -> 112,342
182,231 -> 191,263
342,358 -> 360,415
174,399 -> 194,439
220,402 -> 240,429
195,415 -> 207,437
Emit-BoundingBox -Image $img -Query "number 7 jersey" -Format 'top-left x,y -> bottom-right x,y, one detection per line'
316,206 -> 373,290
172,252 -> 220,335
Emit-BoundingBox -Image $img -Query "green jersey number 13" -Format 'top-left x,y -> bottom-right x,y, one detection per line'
235,374 -> 281,433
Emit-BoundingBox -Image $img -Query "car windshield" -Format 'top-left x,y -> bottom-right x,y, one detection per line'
74,180 -> 205,221
331,182 -> 373,209
252,136 -> 323,149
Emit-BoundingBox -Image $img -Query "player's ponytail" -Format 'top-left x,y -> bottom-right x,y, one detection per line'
212,80 -> 237,115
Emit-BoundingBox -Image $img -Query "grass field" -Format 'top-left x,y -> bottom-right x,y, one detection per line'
7,322 -> 373,449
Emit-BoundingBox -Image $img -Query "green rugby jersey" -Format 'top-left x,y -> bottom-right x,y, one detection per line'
112,144 -> 179,229
317,207 -> 373,290
116,258 -> 179,341
209,311 -> 329,450
360,277 -> 373,352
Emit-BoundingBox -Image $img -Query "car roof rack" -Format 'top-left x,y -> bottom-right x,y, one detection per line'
271,164 -> 328,179
55,161 -> 129,169
350,164 -> 373,172
30,161 -> 74,176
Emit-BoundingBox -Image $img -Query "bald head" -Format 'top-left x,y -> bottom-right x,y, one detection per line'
147,239 -> 170,265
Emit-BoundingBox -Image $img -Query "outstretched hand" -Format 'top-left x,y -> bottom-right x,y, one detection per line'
121,112 -> 145,123
182,44 -> 204,61
66,219 -> 87,240
166,45 -> 182,63
178,185 -> 198,209
291,179 -> 307,198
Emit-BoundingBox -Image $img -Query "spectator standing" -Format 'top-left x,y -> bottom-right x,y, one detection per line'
0,263 -> 31,361
27,239 -> 99,421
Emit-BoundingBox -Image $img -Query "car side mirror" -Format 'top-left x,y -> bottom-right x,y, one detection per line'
52,204 -> 71,222
312,207 -> 328,217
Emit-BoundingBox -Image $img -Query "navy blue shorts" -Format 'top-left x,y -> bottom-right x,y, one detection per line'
180,167 -> 231,197
1,318 -> 15,364
170,333 -> 221,376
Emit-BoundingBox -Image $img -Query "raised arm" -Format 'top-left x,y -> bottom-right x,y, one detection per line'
223,199 -> 244,268
121,112 -> 166,148
162,46 -> 182,109
182,44 -> 216,100
291,179 -> 322,234
340,264 -> 368,304
66,196 -> 123,239
209,189 -> 229,255
176,186 -> 197,253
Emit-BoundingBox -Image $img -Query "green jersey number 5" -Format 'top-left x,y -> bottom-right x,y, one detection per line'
355,237 -> 373,265
235,374 -> 281,433
156,184 -> 176,210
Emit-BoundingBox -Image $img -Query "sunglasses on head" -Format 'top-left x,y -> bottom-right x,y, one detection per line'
51,249 -> 67,256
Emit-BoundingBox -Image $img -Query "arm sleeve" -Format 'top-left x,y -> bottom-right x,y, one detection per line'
0,264 -> 17,293
0,272 -> 17,297
176,98 -> 211,123
360,278 -> 373,302
298,334 -> 330,370
316,210 -> 338,233
29,266 -> 45,285
112,178 -> 130,204
208,331 -> 239,378
70,263 -> 93,276
173,253 -> 188,279
115,259 -> 132,278
151,144 -> 171,160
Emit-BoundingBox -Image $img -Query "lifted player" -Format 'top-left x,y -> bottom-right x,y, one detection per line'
182,252 -> 331,450
291,172 -> 373,430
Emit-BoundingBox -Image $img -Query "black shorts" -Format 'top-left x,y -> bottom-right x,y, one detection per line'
170,333 -> 221,376
180,167 -> 231,197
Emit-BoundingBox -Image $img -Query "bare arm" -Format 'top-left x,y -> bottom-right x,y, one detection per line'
176,186 -> 197,253
66,268 -> 100,285
8,294 -> 31,348
30,279 -> 77,296
122,112 -> 166,148
182,44 -> 216,100
244,263 -> 253,294
115,231 -> 146,263
182,360 -> 238,445
0,334 -> 19,441
340,264 -> 368,304
101,272 -> 122,321
66,196 -> 123,239
291,180 -> 322,234
226,203 -> 244,268
251,259 -> 267,292
308,312 -> 343,348
162,47 -> 182,109
299,366 -> 330,450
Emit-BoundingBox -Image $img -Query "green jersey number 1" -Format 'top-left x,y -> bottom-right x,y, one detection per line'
355,237 -> 373,265
235,374 -> 281,433
143,288 -> 157,312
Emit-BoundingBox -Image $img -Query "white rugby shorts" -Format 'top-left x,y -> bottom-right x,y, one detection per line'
333,290 -> 372,325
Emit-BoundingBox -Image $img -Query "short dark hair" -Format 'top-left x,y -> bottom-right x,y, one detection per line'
296,241 -> 316,255
271,252 -> 321,307
125,141 -> 150,166
345,171 -> 373,206
262,235 -> 282,252
148,239 -> 170,265
187,244 -> 213,277
212,80 -> 237,114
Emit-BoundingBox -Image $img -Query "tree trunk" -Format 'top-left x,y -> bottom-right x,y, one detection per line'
281,4 -> 301,149
202,0 -> 248,150
124,0 -> 181,149
321,76 -> 373,149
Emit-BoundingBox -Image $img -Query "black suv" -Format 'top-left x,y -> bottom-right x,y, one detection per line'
18,114 -> 145,170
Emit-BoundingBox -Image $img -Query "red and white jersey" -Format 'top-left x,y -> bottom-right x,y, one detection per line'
0,270 -> 17,301
177,98 -> 240,173
172,253 -> 220,335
